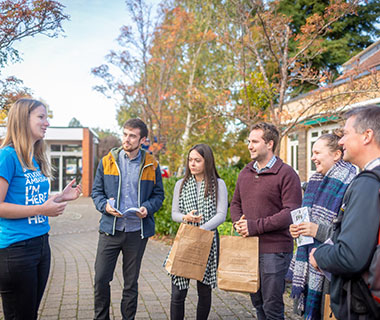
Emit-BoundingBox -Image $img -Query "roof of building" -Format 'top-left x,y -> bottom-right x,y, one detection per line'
284,39 -> 380,105
337,39 -> 380,80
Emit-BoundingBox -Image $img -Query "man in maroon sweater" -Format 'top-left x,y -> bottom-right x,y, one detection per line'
231,122 -> 302,320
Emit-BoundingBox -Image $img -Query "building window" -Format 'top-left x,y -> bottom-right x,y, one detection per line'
51,144 -> 61,152
63,144 -> 82,152
307,124 -> 340,179
48,143 -> 82,193
287,133 -> 299,173
63,156 -> 82,187
51,157 -> 61,192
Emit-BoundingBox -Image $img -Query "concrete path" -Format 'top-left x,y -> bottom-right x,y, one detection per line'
0,197 -> 301,319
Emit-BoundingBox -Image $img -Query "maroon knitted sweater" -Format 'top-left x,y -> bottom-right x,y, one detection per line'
230,157 -> 302,254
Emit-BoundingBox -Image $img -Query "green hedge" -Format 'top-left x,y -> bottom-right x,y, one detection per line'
154,176 -> 181,236
154,166 -> 241,236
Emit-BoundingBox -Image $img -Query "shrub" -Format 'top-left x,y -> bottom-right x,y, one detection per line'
217,221 -> 234,235
155,176 -> 180,236
218,166 -> 240,223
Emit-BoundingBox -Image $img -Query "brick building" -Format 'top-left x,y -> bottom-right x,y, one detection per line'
280,40 -> 380,182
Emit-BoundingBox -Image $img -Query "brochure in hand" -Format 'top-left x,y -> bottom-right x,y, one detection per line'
290,206 -> 314,247
107,199 -> 140,216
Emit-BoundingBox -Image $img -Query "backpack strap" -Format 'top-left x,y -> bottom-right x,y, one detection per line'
355,168 -> 380,183
361,168 -> 380,245
338,167 -> 380,318
359,168 -> 380,309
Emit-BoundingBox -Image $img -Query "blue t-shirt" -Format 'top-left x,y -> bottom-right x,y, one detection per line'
0,146 -> 50,248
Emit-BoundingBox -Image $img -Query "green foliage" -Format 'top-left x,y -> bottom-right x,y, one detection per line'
68,117 -> 83,127
218,166 -> 240,223
278,0 -> 380,90
218,166 -> 239,209
217,221 -> 234,235
0,0 -> 68,115
240,71 -> 272,114
155,176 -> 181,236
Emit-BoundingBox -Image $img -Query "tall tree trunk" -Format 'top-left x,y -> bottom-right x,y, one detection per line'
176,109 -> 192,176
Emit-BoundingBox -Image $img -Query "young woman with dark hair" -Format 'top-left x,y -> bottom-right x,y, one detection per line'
166,143 -> 228,320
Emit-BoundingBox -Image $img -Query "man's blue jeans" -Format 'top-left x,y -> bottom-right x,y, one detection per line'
94,230 -> 148,320
0,233 -> 51,320
250,252 -> 292,320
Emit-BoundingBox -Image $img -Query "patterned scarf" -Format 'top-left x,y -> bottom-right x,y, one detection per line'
289,160 -> 356,319
171,175 -> 218,290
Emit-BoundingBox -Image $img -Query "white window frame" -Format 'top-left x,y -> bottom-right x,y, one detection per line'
47,143 -> 83,193
287,134 -> 299,174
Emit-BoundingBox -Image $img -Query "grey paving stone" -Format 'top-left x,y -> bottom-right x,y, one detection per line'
0,197 -> 302,320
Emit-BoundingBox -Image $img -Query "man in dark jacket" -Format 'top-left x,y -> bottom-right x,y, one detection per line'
311,105 -> 380,320
231,122 -> 302,320
91,118 -> 164,320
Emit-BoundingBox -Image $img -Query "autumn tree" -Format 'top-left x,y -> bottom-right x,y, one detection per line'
93,128 -> 121,159
0,76 -> 31,122
278,0 -> 380,94
93,0 -> 234,172
92,0 -> 168,158
0,0 -> 68,115
68,117 -> 82,127
220,0 -> 379,150
153,1 -> 234,173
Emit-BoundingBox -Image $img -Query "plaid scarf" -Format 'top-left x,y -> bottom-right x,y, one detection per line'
171,176 -> 218,290
289,160 -> 356,319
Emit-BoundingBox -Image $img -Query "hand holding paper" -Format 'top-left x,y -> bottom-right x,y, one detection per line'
106,199 -> 123,217
135,206 -> 147,219
106,199 -> 142,217
290,207 -> 314,247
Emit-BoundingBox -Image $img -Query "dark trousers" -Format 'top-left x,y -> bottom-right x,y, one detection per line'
250,252 -> 292,320
0,233 -> 51,320
94,230 -> 148,320
170,281 -> 212,320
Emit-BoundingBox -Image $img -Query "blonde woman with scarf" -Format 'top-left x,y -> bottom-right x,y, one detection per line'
289,131 -> 356,319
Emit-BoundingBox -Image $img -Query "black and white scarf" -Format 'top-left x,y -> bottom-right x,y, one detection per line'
172,175 -> 218,290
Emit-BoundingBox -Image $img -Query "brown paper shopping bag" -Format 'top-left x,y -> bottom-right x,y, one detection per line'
217,235 -> 259,293
165,223 -> 214,281
323,294 -> 337,320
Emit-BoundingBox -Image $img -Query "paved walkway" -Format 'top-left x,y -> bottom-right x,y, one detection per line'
0,197 -> 301,319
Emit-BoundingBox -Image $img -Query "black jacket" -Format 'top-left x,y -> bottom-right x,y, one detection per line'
314,166 -> 380,319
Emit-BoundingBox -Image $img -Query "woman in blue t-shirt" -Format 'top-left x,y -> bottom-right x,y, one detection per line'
0,98 -> 82,320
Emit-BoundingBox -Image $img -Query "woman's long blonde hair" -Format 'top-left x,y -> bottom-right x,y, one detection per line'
1,98 -> 51,177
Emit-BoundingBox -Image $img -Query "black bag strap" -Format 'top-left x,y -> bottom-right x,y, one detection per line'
343,167 -> 380,319
358,168 -> 380,243
357,168 -> 380,318
356,167 -> 380,184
